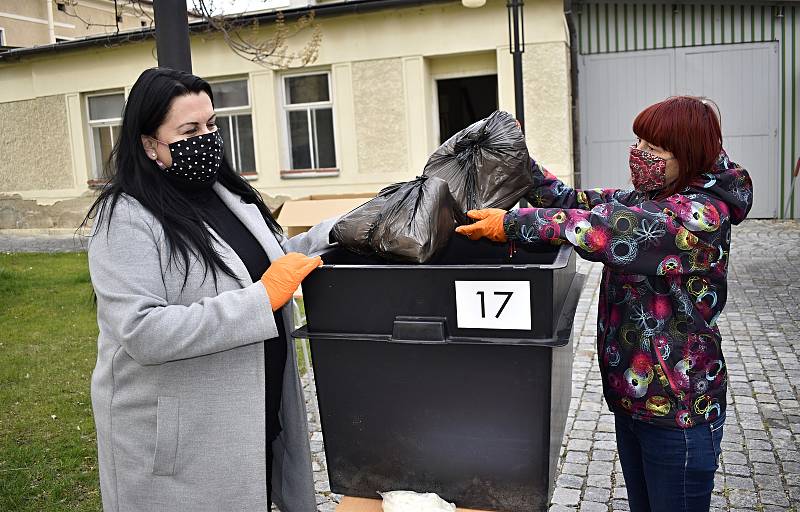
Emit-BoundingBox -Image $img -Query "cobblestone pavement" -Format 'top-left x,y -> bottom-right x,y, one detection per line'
302,220 -> 800,512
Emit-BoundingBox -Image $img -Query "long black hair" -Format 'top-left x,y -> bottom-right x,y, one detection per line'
81,67 -> 283,288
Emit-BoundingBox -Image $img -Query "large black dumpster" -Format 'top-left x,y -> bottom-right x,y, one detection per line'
293,236 -> 585,511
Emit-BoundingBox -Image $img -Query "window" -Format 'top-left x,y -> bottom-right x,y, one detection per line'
87,92 -> 124,180
0,28 -> 5,46
57,3 -> 66,12
282,72 -> 337,176
210,79 -> 256,175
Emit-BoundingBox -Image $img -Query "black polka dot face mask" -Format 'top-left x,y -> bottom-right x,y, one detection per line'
153,131 -> 224,186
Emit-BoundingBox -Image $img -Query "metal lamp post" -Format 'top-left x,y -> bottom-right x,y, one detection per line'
507,0 -> 525,133
152,0 -> 193,72
462,0 -> 526,133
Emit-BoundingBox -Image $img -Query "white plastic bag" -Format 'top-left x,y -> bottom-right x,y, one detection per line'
379,490 -> 457,512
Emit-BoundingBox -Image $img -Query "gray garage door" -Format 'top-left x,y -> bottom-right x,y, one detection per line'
578,42 -> 779,218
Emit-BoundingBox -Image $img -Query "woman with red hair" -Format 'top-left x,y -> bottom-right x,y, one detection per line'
457,96 -> 753,511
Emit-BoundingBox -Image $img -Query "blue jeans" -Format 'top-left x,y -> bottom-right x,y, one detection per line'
614,413 -> 724,512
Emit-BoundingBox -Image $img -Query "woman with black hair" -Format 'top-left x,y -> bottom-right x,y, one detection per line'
84,67 -> 333,512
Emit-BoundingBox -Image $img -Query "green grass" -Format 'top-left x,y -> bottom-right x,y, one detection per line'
293,297 -> 311,376
0,253 -> 100,511
0,253 -> 312,511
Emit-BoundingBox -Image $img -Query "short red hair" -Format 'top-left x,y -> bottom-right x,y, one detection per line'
632,96 -> 722,198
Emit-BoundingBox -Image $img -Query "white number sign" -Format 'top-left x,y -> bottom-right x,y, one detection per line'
454,281 -> 532,330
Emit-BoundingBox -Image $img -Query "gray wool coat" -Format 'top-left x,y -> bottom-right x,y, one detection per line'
88,182 -> 336,512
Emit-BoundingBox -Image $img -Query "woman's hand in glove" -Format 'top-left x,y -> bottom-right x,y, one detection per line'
261,252 -> 323,311
455,209 -> 508,242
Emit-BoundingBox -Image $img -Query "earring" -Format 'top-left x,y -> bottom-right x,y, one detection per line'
151,153 -> 157,158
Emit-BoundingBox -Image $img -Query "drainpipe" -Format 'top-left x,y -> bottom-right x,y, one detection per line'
564,0 -> 580,187
45,0 -> 56,43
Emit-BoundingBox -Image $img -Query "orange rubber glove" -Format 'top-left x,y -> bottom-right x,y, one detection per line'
261,252 -> 323,312
455,208 -> 508,242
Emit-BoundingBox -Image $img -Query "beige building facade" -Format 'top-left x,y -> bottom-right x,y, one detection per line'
0,0 -> 574,227
0,0 -> 156,48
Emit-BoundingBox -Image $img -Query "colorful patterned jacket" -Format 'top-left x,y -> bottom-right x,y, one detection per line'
505,152 -> 753,428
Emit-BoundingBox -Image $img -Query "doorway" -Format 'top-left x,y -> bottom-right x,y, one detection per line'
436,74 -> 498,144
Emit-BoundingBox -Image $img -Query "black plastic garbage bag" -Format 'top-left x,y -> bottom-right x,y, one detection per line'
329,181 -> 404,257
423,110 -> 533,212
332,176 -> 466,263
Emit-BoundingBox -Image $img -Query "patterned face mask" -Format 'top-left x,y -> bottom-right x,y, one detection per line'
629,145 -> 672,192
151,131 -> 224,185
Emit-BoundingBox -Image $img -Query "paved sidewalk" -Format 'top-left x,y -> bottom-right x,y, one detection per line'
304,220 -> 800,512
0,229 -> 87,253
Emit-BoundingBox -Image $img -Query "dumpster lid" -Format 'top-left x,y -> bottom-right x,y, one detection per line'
318,237 -> 574,270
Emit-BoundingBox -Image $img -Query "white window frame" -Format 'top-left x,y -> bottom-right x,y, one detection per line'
0,27 -> 5,46
85,91 -> 124,181
280,70 -> 339,179
209,78 -> 256,177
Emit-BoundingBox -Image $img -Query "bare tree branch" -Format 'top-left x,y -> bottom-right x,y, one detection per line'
189,0 -> 321,69
114,0 -> 120,37
58,0 -> 120,30
66,0 -> 321,69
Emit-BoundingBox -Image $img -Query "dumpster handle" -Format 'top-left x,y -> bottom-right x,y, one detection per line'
552,272 -> 587,345
389,316 -> 448,344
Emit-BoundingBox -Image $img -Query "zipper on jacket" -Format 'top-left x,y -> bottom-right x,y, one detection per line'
653,348 -> 685,402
